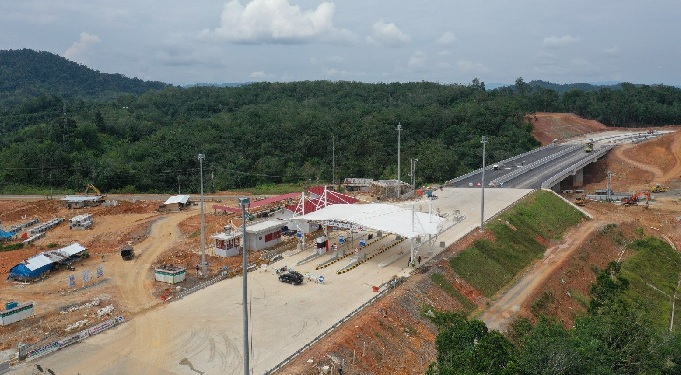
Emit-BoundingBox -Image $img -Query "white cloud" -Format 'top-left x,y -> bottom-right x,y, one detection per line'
249,71 -> 269,79
200,0 -> 355,44
603,46 -> 620,56
436,31 -> 457,46
570,57 -> 595,70
408,51 -> 427,69
456,60 -> 488,74
64,32 -> 101,62
367,20 -> 410,47
542,34 -> 580,48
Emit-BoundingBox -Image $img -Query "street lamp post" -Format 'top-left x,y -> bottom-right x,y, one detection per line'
198,154 -> 206,276
480,137 -> 488,231
396,122 -> 402,199
239,197 -> 251,375
410,158 -> 418,193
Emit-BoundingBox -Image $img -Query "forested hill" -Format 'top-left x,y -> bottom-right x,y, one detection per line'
1,56 -> 681,194
0,49 -> 169,107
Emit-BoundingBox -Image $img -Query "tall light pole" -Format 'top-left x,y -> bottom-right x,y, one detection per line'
239,197 -> 251,375
332,134 -> 335,189
396,122 -> 402,199
198,154 -> 206,276
410,158 -> 418,193
480,137 -> 488,231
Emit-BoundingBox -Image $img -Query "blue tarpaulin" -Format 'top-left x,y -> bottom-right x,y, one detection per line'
0,230 -> 13,239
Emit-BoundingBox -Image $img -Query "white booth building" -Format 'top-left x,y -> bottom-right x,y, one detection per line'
212,220 -> 284,256
211,226 -> 242,257
244,219 -> 283,251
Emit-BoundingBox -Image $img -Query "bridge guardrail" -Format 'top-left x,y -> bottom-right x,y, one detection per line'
447,143 -> 557,186
489,144 -> 582,186
540,145 -> 613,189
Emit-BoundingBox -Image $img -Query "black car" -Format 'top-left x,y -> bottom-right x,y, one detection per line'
279,271 -> 304,285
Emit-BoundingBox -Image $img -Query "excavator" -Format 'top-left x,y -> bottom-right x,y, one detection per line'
84,183 -> 103,196
621,190 -> 651,208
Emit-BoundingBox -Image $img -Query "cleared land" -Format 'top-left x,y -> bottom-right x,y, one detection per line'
2,113 -> 681,374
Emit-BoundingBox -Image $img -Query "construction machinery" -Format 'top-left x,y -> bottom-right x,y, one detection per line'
84,184 -> 102,196
584,141 -> 594,153
651,184 -> 668,193
574,195 -> 587,206
621,190 -> 651,207
120,246 -> 135,260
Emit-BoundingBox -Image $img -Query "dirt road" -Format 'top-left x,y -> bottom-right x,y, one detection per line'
109,208 -> 197,315
480,219 -> 603,331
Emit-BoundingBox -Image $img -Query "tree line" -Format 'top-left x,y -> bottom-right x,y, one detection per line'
1,68 -> 681,193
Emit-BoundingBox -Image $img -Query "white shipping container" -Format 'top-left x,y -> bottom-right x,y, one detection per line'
0,302 -> 34,326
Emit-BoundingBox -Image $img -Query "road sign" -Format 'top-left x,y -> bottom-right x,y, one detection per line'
339,235 -> 345,244
359,239 -> 366,247
68,275 -> 75,288
296,230 -> 302,238
318,275 -> 325,283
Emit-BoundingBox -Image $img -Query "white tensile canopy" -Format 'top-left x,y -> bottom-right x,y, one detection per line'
292,203 -> 444,239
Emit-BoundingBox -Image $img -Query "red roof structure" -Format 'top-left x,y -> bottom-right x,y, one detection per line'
285,186 -> 359,215
212,192 -> 299,214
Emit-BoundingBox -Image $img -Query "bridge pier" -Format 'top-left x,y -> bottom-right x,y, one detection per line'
572,168 -> 584,187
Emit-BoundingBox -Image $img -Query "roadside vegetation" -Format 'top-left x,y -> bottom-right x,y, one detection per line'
449,190 -> 586,297
429,209 -> 681,374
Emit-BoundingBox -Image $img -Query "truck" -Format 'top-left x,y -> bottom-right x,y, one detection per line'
120,246 -> 135,260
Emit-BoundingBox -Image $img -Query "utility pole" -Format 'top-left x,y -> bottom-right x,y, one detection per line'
606,170 -> 613,202
198,154 -> 206,277
410,158 -> 418,193
480,136 -> 488,231
332,134 -> 335,189
396,122 -> 402,199
239,197 -> 251,375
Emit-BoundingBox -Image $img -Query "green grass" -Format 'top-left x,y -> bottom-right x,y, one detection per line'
621,236 -> 681,331
450,190 -> 587,298
237,183 -> 308,195
0,243 -> 24,252
0,184 -> 73,195
431,273 -> 476,313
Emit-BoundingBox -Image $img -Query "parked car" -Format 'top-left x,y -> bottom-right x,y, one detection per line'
120,246 -> 135,260
279,271 -> 304,285
280,226 -> 297,236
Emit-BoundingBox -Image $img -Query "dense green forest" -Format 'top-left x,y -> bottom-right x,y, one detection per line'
1,49 -> 681,194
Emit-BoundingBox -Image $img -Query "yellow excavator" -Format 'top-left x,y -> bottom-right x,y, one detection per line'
84,183 -> 103,196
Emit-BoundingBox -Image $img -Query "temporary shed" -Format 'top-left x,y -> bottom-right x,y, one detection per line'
0,229 -> 13,241
7,242 -> 88,281
8,254 -> 53,281
161,195 -> 192,211
61,195 -> 104,209
343,178 -> 373,192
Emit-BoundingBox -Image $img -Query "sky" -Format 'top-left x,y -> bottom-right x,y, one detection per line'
1,0 -> 680,86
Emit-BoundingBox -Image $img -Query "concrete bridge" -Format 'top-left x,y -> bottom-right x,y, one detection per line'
447,130 -> 672,191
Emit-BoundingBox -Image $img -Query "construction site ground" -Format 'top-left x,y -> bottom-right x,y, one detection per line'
1,112 -> 680,374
